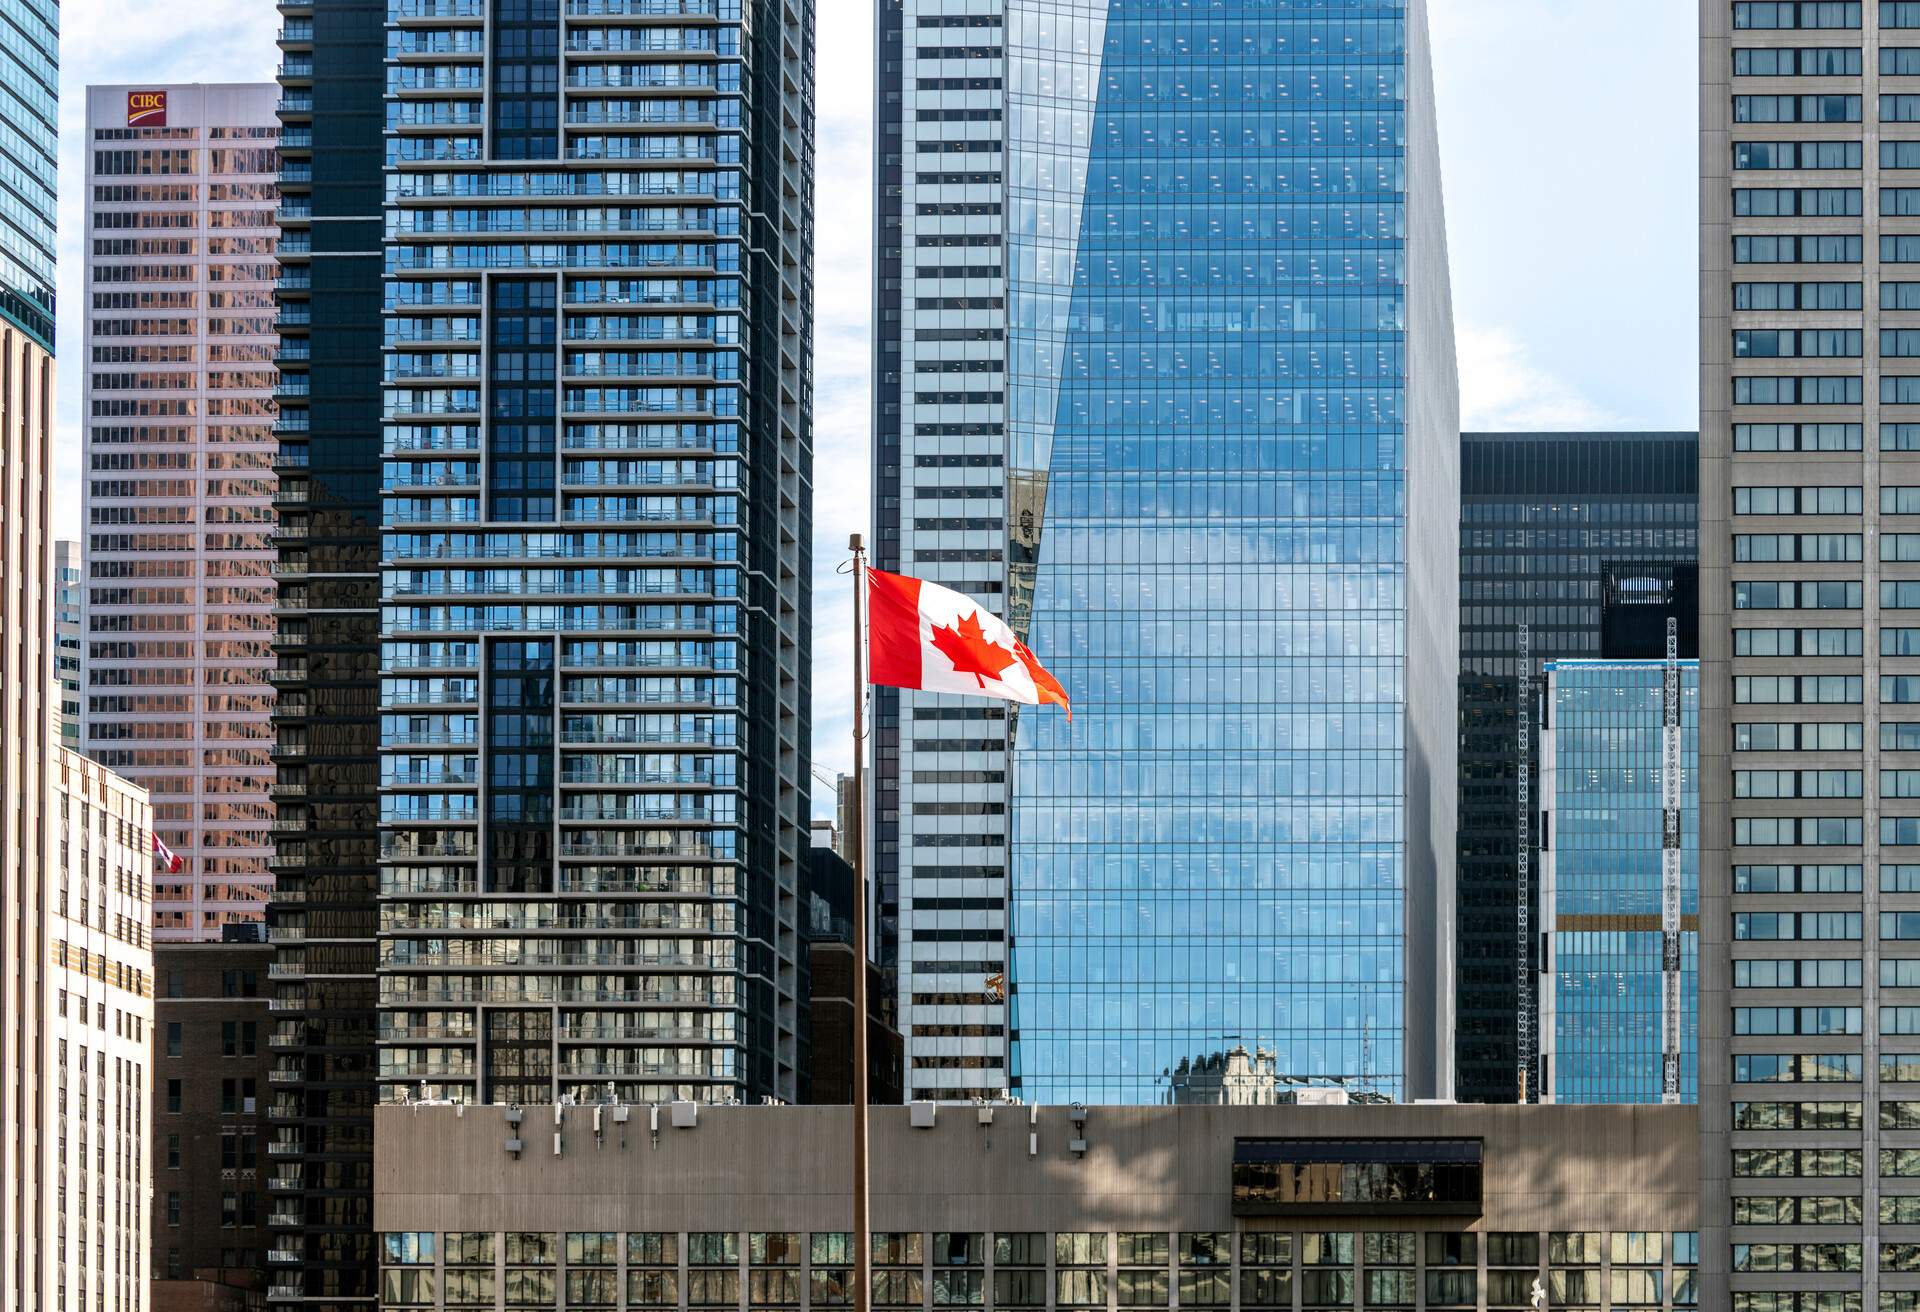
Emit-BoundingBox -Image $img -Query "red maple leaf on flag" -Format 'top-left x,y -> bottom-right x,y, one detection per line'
930,610 -> 1019,687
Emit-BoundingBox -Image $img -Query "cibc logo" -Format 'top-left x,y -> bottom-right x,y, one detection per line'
126,91 -> 167,128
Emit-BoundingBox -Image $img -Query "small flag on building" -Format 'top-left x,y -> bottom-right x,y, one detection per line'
865,568 -> 1070,719
153,834 -> 182,874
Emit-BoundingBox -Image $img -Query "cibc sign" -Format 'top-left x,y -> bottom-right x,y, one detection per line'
126,91 -> 167,128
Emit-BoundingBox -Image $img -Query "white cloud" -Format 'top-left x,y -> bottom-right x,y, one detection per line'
1456,322 -> 1631,434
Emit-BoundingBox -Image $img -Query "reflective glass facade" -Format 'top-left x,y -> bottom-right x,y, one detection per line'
81,84 -> 281,941
269,0 -> 387,1303
0,0 -> 54,348
1538,659 -> 1700,1106
1455,432 -> 1698,1104
876,0 -> 1457,1103
372,0 -> 813,1109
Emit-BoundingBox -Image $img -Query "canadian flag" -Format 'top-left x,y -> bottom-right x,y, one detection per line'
153,834 -> 183,874
866,568 -> 1069,719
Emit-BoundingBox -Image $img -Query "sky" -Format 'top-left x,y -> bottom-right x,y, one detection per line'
53,0 -> 1698,813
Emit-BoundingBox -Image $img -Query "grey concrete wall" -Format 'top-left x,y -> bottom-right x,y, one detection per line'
1404,0 -> 1462,1103
1695,4 -> 1731,1304
374,1103 -> 1697,1235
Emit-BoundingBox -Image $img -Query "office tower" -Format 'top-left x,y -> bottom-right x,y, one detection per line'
0,0 -> 63,1303
48,751 -> 155,1312
1455,432 -> 1699,1104
371,0 -> 812,1110
873,0 -> 1458,1102
267,4 -> 385,1306
80,84 -> 280,941
1536,658 -> 1699,1105
54,539 -> 81,744
1697,7 -> 1920,1304
152,938 -> 272,1307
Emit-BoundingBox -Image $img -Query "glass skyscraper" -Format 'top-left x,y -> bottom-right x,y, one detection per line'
370,0 -> 813,1108
269,0 -> 386,1304
874,0 -> 1458,1103
0,0 -> 53,353
1537,658 -> 1700,1106
1455,431 -> 1698,1104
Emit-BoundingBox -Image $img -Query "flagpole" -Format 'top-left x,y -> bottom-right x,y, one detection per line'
848,532 -> 872,1312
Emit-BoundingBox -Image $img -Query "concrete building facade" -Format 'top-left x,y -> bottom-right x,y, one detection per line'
48,749 -> 157,1312
369,1103 -> 1698,1312
1696,6 -> 1920,1307
80,82 -> 281,941
152,940 -> 273,1309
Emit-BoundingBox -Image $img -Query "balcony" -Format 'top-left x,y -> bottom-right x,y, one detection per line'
269,1068 -> 301,1084
267,1175 -> 301,1191
268,1210 -> 302,1229
268,962 -> 306,980
266,1140 -> 301,1156
267,1248 -> 301,1264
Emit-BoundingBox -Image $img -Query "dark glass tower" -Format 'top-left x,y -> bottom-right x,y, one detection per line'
1455,431 -> 1699,1104
266,0 -> 385,1304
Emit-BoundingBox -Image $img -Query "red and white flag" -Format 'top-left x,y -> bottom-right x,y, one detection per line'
153,834 -> 183,874
866,568 -> 1070,719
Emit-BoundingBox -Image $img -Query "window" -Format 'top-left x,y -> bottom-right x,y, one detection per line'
1736,234 -> 1863,263
1055,1233 -> 1105,1266
1424,1270 -> 1477,1309
165,1079 -> 181,1113
165,1021 -> 181,1057
1735,375 -> 1862,404
1736,94 -> 1863,122
1425,1234 -> 1477,1267
1733,3 -> 1863,28
1736,421 -> 1862,450
1740,45 -> 1863,73
1736,139 -> 1862,168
